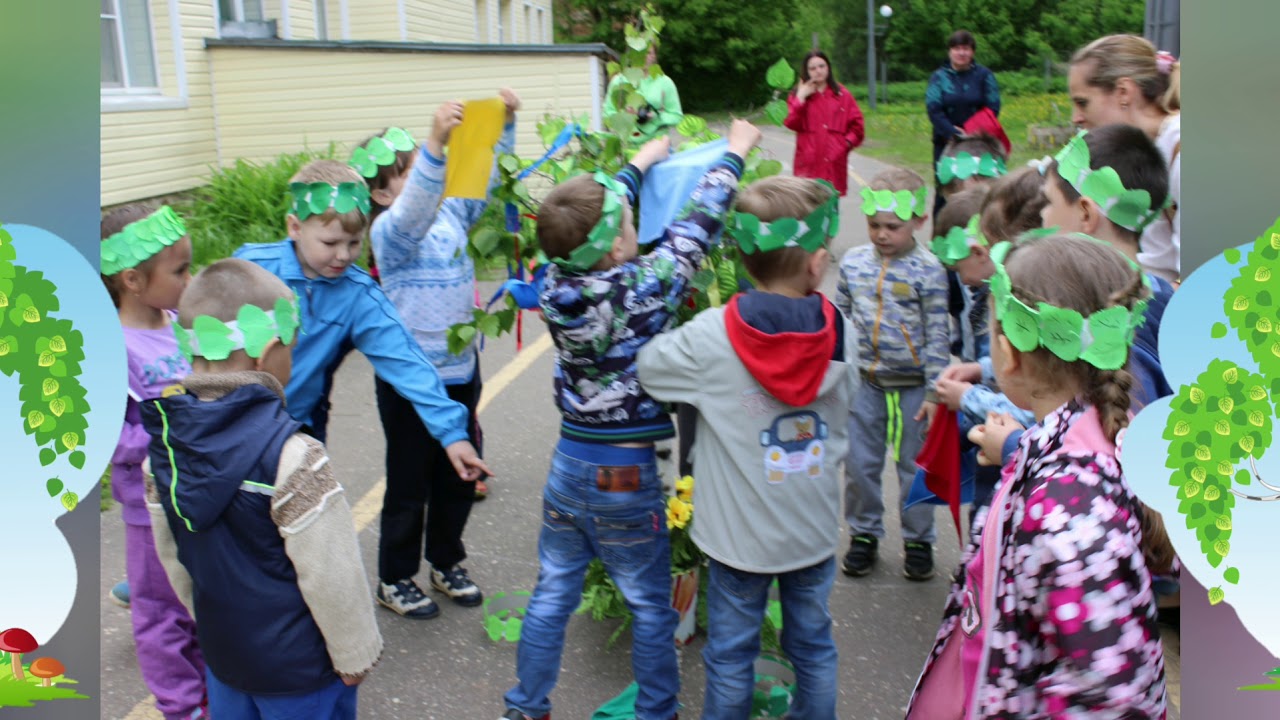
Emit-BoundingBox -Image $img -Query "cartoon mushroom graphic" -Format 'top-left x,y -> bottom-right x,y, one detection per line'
0,628 -> 38,681
30,657 -> 65,687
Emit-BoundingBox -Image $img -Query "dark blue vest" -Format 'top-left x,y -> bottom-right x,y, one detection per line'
144,382 -> 335,696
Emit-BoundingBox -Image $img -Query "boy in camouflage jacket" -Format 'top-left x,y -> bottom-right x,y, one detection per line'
835,166 -> 950,581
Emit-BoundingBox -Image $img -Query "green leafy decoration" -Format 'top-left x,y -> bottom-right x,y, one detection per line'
1225,218 -> 1280,383
676,114 -> 708,137
765,58 -> 796,91
1163,359 -> 1273,595
0,227 -> 90,482
763,99 -> 789,127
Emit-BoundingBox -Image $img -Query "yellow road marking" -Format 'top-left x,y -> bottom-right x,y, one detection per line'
477,332 -> 553,416
849,165 -> 868,189
122,332 -> 553,718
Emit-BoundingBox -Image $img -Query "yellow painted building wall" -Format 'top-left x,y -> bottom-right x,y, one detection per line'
346,0 -> 401,40
405,0 -> 474,43
101,0 -> 220,207
102,0 -> 603,206
207,45 -> 602,162
281,0 -> 320,40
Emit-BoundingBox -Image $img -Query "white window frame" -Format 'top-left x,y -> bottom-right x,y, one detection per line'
536,6 -> 545,43
497,0 -> 510,43
101,0 -> 161,95
220,0 -> 265,23
315,0 -> 329,40
102,0 -> 190,112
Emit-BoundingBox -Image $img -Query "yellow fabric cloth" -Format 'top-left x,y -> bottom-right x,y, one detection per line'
444,97 -> 507,199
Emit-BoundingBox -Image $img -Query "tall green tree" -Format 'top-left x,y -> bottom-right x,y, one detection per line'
555,0 -> 812,110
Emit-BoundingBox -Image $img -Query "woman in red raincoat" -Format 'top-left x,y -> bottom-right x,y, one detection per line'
784,50 -> 865,196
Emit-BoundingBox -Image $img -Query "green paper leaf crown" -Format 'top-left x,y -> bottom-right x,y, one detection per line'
930,214 -> 987,266
349,127 -> 416,178
935,151 -> 1007,185
172,295 -> 301,362
860,186 -> 929,221
551,171 -> 629,272
482,591 -> 531,643
100,205 -> 188,276
1054,130 -> 1169,233
729,180 -> 840,255
289,182 -> 372,222
987,237 -> 1150,370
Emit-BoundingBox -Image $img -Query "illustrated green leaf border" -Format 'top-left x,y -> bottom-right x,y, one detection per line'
0,223 -> 91,508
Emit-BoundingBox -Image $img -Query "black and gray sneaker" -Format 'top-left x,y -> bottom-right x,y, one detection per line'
841,534 -> 878,577
376,578 -> 440,619
431,564 -> 484,607
903,541 -> 936,581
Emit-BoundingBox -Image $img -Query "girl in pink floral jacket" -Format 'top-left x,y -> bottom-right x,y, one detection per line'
907,233 -> 1167,719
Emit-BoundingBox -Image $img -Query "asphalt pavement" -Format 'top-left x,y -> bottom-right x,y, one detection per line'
99,126 -> 1178,719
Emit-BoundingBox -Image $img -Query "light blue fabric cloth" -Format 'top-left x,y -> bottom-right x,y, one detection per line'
638,139 -> 730,245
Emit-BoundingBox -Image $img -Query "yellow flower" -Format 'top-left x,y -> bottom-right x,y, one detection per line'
675,475 -> 694,501
666,495 -> 693,530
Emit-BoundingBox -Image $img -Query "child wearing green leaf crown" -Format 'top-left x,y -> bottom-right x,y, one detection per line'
906,233 -> 1166,719
140,258 -> 382,720
930,177 -> 1039,521
967,126 -> 1178,473
500,119 -> 763,720
836,166 -> 949,581
356,90 -> 520,619
637,175 -> 857,718
100,204 -> 207,720
232,159 -> 490,490
935,132 -> 1007,359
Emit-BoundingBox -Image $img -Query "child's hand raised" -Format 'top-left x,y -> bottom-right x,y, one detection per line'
445,440 -> 494,481
726,119 -> 763,158
499,88 -> 522,122
630,136 -> 671,173
428,100 -> 465,157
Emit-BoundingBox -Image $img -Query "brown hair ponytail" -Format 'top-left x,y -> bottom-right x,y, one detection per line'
998,233 -> 1150,444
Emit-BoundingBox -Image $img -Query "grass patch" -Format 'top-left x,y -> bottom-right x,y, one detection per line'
0,663 -> 88,708
856,92 -> 1071,177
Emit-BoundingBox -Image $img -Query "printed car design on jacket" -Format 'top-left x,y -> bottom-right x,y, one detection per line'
761,411 -> 827,483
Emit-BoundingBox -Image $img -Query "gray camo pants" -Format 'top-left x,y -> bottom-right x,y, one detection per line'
843,381 -> 937,544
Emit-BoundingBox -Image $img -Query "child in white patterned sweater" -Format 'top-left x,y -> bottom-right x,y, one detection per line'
359,90 -> 520,620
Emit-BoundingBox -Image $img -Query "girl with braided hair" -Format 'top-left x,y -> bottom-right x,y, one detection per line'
906,233 -> 1167,719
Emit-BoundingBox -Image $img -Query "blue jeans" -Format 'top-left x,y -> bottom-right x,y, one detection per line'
702,557 -> 838,720
205,669 -> 356,720
504,446 -> 678,720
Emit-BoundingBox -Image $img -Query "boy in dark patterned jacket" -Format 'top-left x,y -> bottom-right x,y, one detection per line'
835,166 -> 950,582
499,120 -> 762,720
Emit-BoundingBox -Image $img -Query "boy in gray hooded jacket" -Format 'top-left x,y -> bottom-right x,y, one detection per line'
637,176 -> 856,719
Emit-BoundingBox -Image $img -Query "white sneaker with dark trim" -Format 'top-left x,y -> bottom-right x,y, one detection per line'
430,565 -> 483,607
376,578 -> 440,619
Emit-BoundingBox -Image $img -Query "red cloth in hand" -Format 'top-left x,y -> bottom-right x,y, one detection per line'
915,405 -> 964,545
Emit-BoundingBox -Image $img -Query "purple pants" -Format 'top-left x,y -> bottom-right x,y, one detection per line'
126,522 -> 207,720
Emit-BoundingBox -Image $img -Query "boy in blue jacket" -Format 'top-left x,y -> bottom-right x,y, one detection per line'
234,159 -> 490,503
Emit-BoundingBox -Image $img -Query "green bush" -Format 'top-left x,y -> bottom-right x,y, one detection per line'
842,70 -> 1066,107
177,144 -> 340,270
